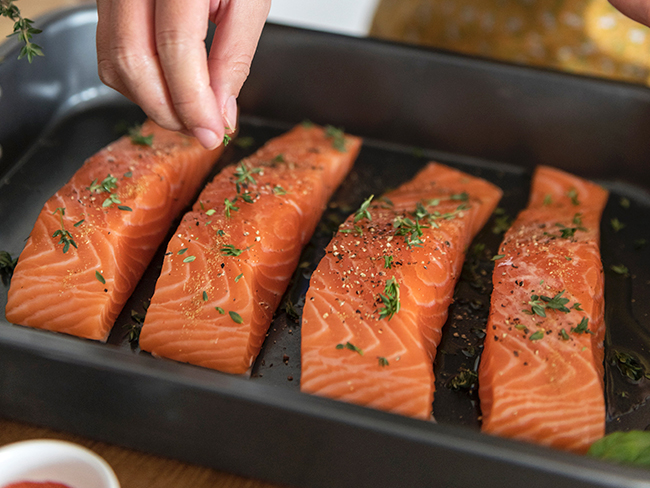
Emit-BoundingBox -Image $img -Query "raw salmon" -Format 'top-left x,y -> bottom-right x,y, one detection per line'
5,121 -> 223,341
478,166 -> 608,453
138,124 -> 362,374
300,163 -> 502,419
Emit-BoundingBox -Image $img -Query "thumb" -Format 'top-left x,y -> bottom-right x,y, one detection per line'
609,0 -> 650,27
208,0 -> 271,132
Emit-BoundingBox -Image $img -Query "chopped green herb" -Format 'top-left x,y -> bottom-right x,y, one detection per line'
543,194 -> 552,206
272,154 -> 285,163
229,311 -> 243,324
378,277 -> 400,320
124,308 -> 146,344
234,162 -> 262,187
491,254 -> 505,261
177,248 -> 188,255
529,330 -> 544,341
324,125 -> 346,152
123,171 -> 133,178
89,174 -> 118,194
0,250 -> 18,286
273,185 -> 288,195
523,294 -> 546,317
612,350 -> 646,382
610,264 -> 629,276
102,193 -> 122,208
285,300 -> 300,323
217,230 -> 225,237
572,303 -> 583,311
393,215 -> 429,248
611,218 -> 626,232
540,290 -> 570,313
335,341 -> 364,355
206,209 -> 216,216
117,205 -> 132,212
95,271 -> 106,284
128,125 -> 154,146
234,136 -> 255,148
450,192 -> 469,201
240,191 -> 255,203
221,244 -> 250,257
384,255 -> 394,269
215,306 -> 225,314
223,134 -> 232,146
378,356 -> 389,367
571,317 -> 591,334
354,195 -> 374,223
51,207 -> 77,254
202,291 -> 208,302
567,188 -> 580,206
73,219 -> 85,227
235,273 -> 244,282
560,329 -> 570,340
492,214 -> 512,234
224,197 -> 240,218
448,369 -> 478,391
620,197 -> 631,209
183,255 -> 196,263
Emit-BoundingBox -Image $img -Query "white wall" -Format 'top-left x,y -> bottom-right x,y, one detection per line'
267,0 -> 380,36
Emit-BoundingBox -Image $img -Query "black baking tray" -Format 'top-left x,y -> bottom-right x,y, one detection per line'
2,6 -> 650,487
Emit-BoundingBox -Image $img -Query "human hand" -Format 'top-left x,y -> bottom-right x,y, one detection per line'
609,0 -> 650,27
96,0 -> 271,149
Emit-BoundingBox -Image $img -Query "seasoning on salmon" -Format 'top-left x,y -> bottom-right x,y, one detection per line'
300,163 -> 502,419
138,124 -> 362,375
5,121 -> 223,341
478,165 -> 609,453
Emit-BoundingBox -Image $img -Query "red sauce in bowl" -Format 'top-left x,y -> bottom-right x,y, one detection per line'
3,482 -> 72,488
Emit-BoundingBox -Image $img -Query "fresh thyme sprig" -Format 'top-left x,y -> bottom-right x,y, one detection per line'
128,125 -> 153,146
324,125 -> 346,152
51,207 -> 77,254
353,195 -> 374,223
393,216 -> 429,248
0,250 -> 17,285
1,1 -> 43,62
221,243 -> 252,257
378,277 -> 400,320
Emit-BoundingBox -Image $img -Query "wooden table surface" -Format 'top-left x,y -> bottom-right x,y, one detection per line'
0,1 -> 283,487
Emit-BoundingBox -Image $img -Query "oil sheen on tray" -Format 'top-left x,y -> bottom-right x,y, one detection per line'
5,121 -> 223,341
479,165 -> 609,453
139,124 -> 362,374
300,163 -> 502,419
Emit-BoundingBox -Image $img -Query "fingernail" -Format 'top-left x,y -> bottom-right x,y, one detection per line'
192,127 -> 219,150
223,96 -> 238,133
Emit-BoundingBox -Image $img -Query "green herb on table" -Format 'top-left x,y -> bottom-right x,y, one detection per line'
588,431 -> 650,467
377,356 -> 389,367
448,368 -> 478,391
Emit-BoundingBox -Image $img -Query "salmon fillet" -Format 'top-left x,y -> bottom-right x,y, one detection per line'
300,163 -> 502,419
138,124 -> 362,374
5,121 -> 223,341
478,166 -> 609,453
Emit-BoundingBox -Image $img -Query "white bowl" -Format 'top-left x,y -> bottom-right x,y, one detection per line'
0,439 -> 120,488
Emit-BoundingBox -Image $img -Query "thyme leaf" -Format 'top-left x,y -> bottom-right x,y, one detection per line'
378,277 -> 400,320
335,341 -> 364,355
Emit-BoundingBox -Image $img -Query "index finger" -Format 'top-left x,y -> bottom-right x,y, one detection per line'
155,0 -> 224,148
